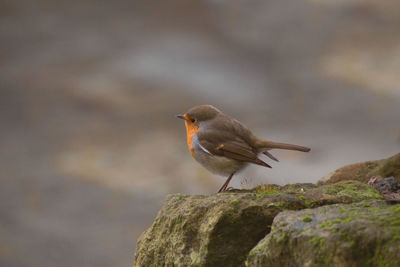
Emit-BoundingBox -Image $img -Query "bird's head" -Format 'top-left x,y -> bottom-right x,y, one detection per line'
176,105 -> 221,126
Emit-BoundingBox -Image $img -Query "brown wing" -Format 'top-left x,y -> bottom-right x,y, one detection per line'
198,131 -> 271,168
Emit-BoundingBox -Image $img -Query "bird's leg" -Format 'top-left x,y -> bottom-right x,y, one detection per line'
218,172 -> 235,193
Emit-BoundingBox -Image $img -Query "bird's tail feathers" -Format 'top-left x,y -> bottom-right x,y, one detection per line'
256,138 -> 311,153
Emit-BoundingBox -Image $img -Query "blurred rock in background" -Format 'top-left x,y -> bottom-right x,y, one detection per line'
1,0 -> 399,266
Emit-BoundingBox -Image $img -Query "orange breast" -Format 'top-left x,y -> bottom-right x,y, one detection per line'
184,120 -> 200,156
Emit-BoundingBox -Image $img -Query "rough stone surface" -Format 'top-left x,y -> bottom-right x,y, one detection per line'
246,200 -> 400,267
134,181 -> 382,267
318,153 -> 400,185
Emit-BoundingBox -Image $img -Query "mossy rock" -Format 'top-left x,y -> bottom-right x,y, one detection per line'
246,200 -> 400,267
134,181 -> 381,267
318,153 -> 400,185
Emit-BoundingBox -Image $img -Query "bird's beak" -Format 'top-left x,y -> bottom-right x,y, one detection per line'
176,114 -> 185,120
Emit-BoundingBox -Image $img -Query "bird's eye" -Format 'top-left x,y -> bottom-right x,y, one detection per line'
190,118 -> 196,123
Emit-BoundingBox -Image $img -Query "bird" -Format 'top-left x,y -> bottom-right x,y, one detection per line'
176,105 -> 310,193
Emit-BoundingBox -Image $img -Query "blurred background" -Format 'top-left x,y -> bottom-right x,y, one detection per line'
1,0 -> 400,266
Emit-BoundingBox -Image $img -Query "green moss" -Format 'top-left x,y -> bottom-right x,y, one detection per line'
342,215 -> 355,223
281,231 -> 287,240
376,253 -> 397,267
246,199 -> 400,267
324,180 -> 382,200
320,214 -> 356,228
390,221 -> 400,226
309,236 -> 326,247
340,231 -> 354,242
256,185 -> 280,198
393,233 -> 400,240
360,202 -> 372,207
137,163 -> 400,267
362,258 -> 373,267
320,219 -> 342,228
389,204 -> 400,213
284,185 -> 295,192
339,207 -> 347,213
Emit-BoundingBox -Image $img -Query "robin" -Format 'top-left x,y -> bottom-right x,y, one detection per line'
176,105 -> 310,192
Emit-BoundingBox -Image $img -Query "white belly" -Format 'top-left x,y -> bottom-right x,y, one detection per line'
194,149 -> 245,176
191,136 -> 246,176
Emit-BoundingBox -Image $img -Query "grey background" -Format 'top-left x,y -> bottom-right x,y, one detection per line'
1,0 -> 400,266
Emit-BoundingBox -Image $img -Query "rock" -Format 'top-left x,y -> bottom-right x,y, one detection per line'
318,153 -> 400,185
246,200 -> 400,267
134,181 -> 381,267
370,176 -> 398,192
368,176 -> 400,202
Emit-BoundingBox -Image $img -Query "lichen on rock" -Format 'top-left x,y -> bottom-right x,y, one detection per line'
246,200 -> 400,267
134,181 -> 383,267
134,154 -> 400,267
134,193 -> 277,267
